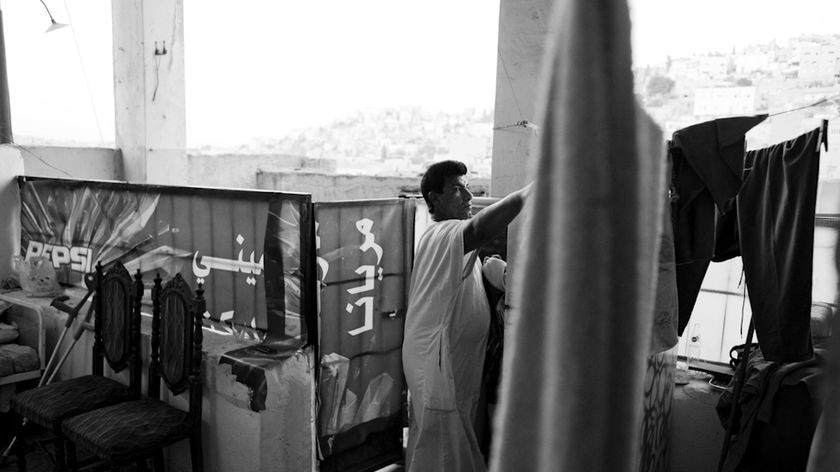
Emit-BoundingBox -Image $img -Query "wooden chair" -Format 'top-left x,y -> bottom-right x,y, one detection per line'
10,260 -> 143,471
62,273 -> 205,472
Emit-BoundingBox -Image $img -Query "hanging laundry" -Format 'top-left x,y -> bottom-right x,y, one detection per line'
737,127 -> 822,362
669,115 -> 767,334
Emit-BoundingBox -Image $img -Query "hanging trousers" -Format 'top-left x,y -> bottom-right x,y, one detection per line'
670,115 -> 767,334
737,127 -> 822,362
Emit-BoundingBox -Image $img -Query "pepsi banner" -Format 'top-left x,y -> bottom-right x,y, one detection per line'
315,198 -> 414,468
17,176 -> 313,340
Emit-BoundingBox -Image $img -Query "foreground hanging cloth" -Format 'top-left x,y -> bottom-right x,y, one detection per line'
738,127 -> 822,362
669,115 -> 767,335
489,0 -> 664,470
403,219 -> 490,472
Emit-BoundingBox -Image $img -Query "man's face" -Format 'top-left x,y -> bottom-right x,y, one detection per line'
432,175 -> 473,221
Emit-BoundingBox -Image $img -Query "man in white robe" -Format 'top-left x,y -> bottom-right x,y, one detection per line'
402,160 -> 530,472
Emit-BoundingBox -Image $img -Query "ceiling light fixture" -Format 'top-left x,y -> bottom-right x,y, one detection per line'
38,0 -> 67,33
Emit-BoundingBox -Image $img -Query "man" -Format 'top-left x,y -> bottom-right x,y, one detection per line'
402,160 -> 530,471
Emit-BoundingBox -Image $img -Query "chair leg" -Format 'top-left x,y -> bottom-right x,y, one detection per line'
153,450 -> 164,472
66,440 -> 77,472
54,434 -> 67,472
189,430 -> 203,472
14,419 -> 27,472
15,447 -> 27,472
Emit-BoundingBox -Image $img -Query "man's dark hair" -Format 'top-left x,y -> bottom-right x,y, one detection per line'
420,160 -> 468,214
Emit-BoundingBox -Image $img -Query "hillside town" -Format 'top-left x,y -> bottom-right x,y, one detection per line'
634,34 -> 840,177
189,107 -> 495,179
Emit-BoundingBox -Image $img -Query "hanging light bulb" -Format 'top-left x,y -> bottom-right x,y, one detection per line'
38,0 -> 67,33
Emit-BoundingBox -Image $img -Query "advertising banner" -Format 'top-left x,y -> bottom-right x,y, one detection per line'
17,177 -> 313,340
316,198 -> 414,469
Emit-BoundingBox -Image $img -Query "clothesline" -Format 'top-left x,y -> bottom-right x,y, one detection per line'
767,92 -> 840,118
493,93 -> 839,134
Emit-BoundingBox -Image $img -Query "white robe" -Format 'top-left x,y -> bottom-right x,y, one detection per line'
402,219 -> 490,472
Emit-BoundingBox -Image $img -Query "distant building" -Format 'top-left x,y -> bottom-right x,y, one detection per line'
667,57 -> 699,79
788,36 -> 840,82
733,51 -> 776,76
697,54 -> 730,80
693,86 -> 757,117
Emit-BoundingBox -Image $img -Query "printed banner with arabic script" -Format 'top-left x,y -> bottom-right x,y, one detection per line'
315,198 -> 414,464
17,176 -> 312,340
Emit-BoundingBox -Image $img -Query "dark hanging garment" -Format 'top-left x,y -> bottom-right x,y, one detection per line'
737,127 -> 822,362
670,115 -> 768,334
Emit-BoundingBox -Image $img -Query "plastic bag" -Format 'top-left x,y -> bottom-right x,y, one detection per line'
12,256 -> 63,298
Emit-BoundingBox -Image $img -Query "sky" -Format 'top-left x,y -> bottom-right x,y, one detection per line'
1,0 -> 838,147
628,0 -> 840,65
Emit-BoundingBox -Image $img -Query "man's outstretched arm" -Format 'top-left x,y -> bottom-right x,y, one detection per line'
463,183 -> 532,254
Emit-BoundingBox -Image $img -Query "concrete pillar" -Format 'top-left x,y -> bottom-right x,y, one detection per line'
491,0 -> 553,279
490,0 -> 552,196
0,145 -> 24,280
112,0 -> 186,185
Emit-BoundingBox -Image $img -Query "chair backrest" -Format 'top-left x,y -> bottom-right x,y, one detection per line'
150,273 -> 205,420
93,260 -> 143,393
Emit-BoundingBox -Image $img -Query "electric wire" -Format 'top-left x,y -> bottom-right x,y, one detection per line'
62,0 -> 105,144
492,48 -> 540,132
768,92 -> 840,117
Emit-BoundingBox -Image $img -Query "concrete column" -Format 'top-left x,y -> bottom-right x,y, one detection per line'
112,0 -> 186,185
491,0 -> 553,280
0,145 -> 25,280
490,0 -> 552,196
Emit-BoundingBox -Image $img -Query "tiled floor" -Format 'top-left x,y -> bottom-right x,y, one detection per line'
0,412 -> 143,472
0,417 -> 62,471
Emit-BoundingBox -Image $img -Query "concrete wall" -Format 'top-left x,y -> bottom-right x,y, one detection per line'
185,154 -> 311,190
256,169 -> 490,201
16,145 -> 123,180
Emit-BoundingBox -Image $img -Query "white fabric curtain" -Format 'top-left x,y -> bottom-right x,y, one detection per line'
489,0 -> 666,470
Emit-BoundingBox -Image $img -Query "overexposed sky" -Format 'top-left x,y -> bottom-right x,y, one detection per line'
1,0 -> 838,146
2,0 -> 113,145
183,0 -> 500,145
628,0 -> 840,65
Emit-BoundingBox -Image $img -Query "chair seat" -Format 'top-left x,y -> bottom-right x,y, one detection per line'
62,399 -> 191,463
10,375 -> 136,430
